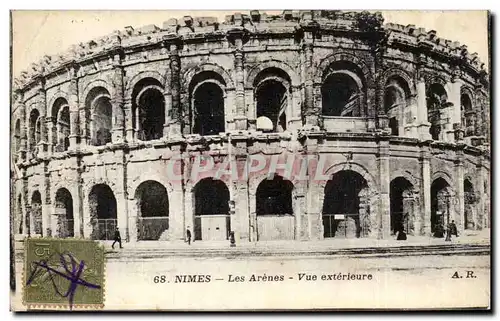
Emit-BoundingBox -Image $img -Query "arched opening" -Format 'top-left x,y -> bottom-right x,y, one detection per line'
86,87 -> 112,146
55,188 -> 74,238
322,170 -> 369,238
430,177 -> 452,237
193,178 -> 230,241
13,119 -> 20,161
190,72 -> 226,135
51,98 -> 71,152
322,73 -> 362,117
461,94 -> 475,137
254,68 -> 290,132
427,83 -> 449,141
29,109 -> 40,156
464,179 -> 476,230
255,175 -> 294,240
390,177 -> 414,235
132,79 -> 165,141
31,191 -> 42,235
135,180 -> 169,240
384,76 -> 411,136
89,184 -> 117,240
16,194 -> 23,234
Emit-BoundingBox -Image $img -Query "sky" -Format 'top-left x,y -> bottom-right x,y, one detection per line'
11,10 -> 489,78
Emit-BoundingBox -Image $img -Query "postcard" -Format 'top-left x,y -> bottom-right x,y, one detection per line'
10,10 -> 491,311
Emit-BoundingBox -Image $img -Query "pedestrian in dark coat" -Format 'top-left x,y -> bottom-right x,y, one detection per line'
396,229 -> 407,241
450,220 -> 459,237
112,228 -> 123,249
186,229 -> 192,245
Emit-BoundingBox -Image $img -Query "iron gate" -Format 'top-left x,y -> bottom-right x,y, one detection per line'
96,218 -> 117,240
322,213 -> 370,238
137,217 -> 169,240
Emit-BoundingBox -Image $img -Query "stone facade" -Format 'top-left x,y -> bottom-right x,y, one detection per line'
11,10 -> 490,243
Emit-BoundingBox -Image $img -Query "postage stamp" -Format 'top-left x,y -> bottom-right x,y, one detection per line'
23,238 -> 105,310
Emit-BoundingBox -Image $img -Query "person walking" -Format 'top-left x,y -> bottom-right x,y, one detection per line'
450,220 -> 459,237
112,227 -> 123,249
186,228 -> 192,245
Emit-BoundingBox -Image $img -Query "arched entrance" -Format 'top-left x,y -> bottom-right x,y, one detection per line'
132,79 -> 165,141
135,180 -> 169,240
390,177 -> 414,235
430,178 -> 452,237
190,72 -> 226,135
322,170 -> 369,238
426,83 -> 449,141
86,87 -> 113,146
255,175 -> 294,240
254,68 -> 290,132
464,179 -> 476,230
31,191 -> 42,235
55,188 -> 74,237
193,178 -> 230,241
89,184 -> 117,240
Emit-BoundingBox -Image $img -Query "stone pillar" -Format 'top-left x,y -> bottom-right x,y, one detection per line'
112,53 -> 125,144
183,183 -> 195,240
114,151 -> 129,242
302,41 -> 317,127
126,198 -> 138,242
295,180 -> 308,241
234,37 -> 247,130
404,95 -> 419,138
378,138 -> 391,239
37,86 -> 49,156
168,143 -> 185,241
169,43 -> 182,136
416,78 -> 431,140
235,156 -> 250,241
69,71 -> 80,149
163,92 -> 172,137
455,146 -> 465,234
447,76 -> 462,142
79,100 -> 89,147
124,98 -> 134,143
420,144 -> 432,235
72,183 -> 82,238
18,101 -> 27,162
45,117 -> 54,155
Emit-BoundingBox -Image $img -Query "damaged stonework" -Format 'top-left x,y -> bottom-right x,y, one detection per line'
11,10 -> 490,244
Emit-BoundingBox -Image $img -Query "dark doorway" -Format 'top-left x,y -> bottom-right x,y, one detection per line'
256,80 -> 287,132
322,170 -> 369,238
255,175 -> 294,240
390,177 -> 413,235
464,179 -> 475,230
322,73 -> 360,117
135,180 -> 169,240
31,191 -> 42,235
193,178 -> 230,241
55,188 -> 74,237
430,178 -> 451,237
89,184 -> 117,240
192,82 -> 225,135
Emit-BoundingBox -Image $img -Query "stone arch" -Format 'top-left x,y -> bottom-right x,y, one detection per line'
390,169 -> 420,190
182,63 -> 234,92
188,71 -> 227,135
131,77 -> 165,141
88,183 -> 117,240
430,176 -> 454,236
390,176 -> 416,235
246,60 -> 300,88
381,68 -> 416,95
51,97 -> 71,152
431,170 -> 455,190
134,180 -> 170,241
125,70 -> 166,99
47,92 -> 70,117
31,190 -> 43,235
54,187 -> 74,238
315,52 -> 374,86
321,162 -> 378,191
82,79 -> 113,105
130,172 -> 174,197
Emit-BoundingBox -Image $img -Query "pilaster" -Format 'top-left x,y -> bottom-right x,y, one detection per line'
420,143 -> 432,235
377,137 -> 391,239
